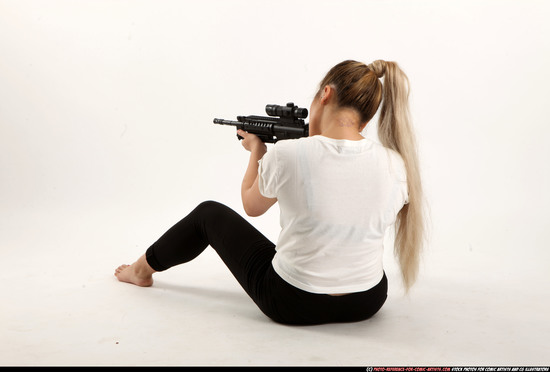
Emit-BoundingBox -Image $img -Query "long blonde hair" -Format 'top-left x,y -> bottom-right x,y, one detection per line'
317,60 -> 425,291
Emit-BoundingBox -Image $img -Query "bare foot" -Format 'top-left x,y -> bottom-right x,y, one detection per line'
114,255 -> 155,287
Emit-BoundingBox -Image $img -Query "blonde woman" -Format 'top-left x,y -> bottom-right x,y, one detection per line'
115,60 -> 425,325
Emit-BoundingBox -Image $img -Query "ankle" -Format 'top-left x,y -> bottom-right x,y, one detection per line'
134,254 -> 156,277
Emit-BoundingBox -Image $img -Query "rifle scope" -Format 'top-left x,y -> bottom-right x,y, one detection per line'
265,102 -> 308,119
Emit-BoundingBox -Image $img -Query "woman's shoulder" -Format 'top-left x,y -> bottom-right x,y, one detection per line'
381,145 -> 407,181
272,136 -> 310,152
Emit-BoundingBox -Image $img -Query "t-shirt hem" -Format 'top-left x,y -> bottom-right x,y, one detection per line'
272,258 -> 383,295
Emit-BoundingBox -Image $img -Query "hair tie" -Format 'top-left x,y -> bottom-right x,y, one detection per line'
368,60 -> 386,79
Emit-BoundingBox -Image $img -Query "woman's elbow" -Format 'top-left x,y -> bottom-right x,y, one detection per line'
246,209 -> 263,218
243,201 -> 263,217
242,194 -> 276,217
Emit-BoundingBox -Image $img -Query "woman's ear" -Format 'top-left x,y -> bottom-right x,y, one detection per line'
320,85 -> 334,104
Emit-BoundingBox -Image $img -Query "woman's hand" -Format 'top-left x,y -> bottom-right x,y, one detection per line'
237,129 -> 267,153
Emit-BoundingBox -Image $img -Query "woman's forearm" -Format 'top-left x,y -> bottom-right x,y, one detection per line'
241,146 -> 267,194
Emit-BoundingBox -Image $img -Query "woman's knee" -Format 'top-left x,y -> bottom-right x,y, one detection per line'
194,200 -> 230,216
191,200 -> 238,231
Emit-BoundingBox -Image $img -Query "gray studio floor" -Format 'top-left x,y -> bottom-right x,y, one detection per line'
1,207 -> 548,366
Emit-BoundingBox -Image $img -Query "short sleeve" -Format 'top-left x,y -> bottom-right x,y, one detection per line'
396,165 -> 409,205
400,180 -> 409,205
257,147 -> 278,198
387,149 -> 408,205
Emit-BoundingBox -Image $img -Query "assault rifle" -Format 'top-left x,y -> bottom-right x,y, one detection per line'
213,102 -> 309,143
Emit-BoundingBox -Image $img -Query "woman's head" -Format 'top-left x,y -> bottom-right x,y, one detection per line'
314,60 -> 385,126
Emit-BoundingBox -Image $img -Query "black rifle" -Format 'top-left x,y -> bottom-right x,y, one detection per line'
213,102 -> 309,143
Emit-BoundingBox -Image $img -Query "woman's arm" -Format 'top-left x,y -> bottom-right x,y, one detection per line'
237,129 -> 277,217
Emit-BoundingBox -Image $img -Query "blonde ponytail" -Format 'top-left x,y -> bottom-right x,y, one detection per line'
369,60 -> 425,291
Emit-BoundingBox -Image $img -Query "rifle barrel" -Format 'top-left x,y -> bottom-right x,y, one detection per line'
213,118 -> 241,126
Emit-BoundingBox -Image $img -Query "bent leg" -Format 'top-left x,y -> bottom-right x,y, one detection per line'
144,201 -> 276,301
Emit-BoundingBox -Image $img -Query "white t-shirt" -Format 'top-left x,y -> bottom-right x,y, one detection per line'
258,135 -> 408,294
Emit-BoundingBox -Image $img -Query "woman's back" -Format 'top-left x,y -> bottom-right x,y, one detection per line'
258,135 -> 408,294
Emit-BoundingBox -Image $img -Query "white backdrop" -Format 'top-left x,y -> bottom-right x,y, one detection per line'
1,0 -> 549,302
2,0 -> 550,366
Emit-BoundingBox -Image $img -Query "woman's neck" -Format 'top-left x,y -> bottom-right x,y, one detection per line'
320,108 -> 365,141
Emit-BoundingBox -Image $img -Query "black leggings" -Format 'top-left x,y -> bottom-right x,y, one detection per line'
145,201 -> 388,325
